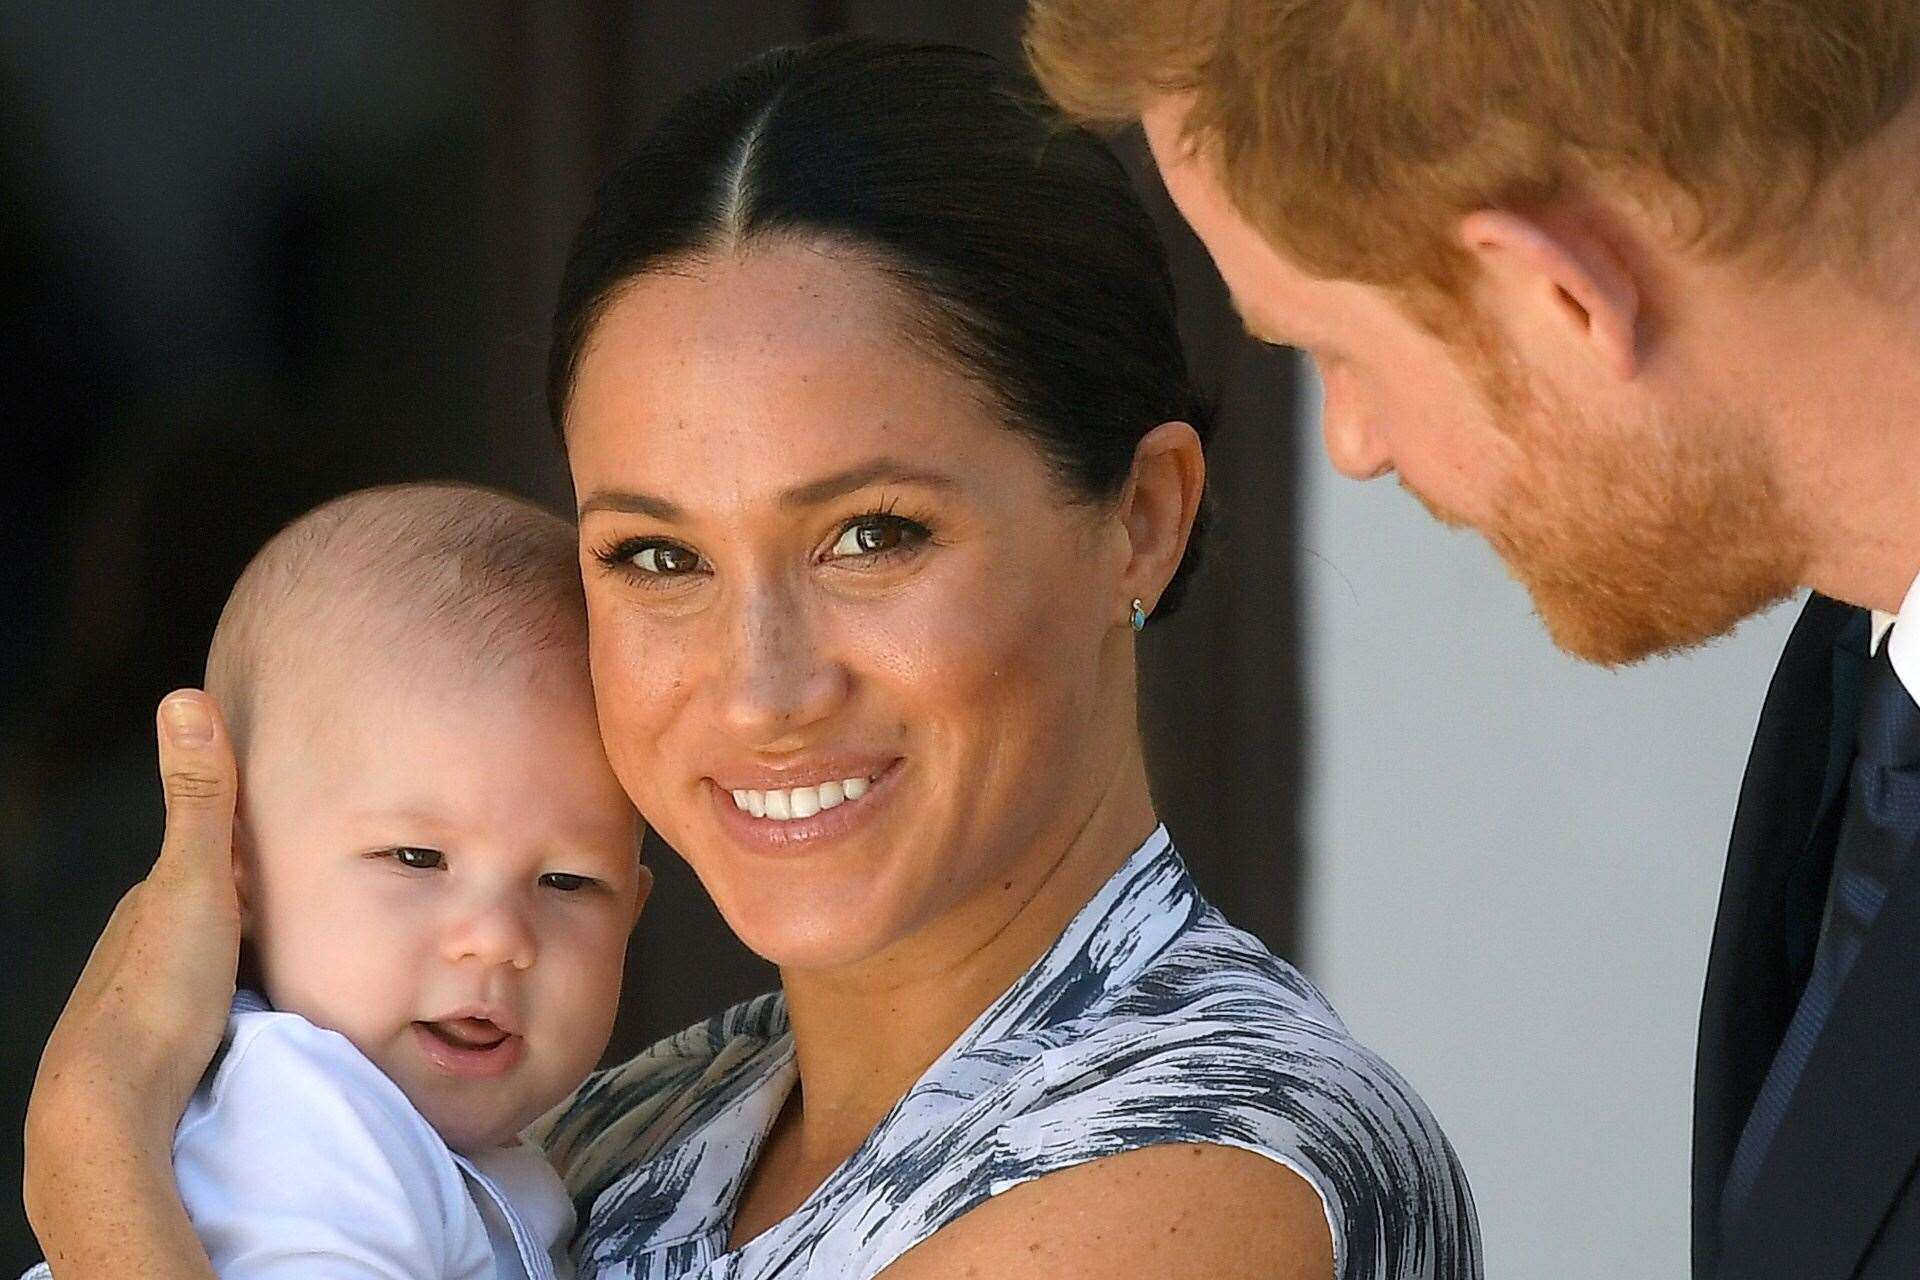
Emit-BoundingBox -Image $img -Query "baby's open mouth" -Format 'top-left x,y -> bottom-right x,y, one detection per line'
419,1017 -> 510,1050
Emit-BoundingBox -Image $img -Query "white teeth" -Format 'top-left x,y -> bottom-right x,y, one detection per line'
728,776 -> 876,821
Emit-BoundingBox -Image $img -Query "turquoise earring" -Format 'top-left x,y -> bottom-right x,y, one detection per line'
1129,598 -> 1148,632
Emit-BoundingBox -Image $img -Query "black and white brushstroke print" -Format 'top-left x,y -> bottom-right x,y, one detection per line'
536,827 -> 1481,1280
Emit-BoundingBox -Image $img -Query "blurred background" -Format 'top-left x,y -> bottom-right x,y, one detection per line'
0,4 -> 1798,1277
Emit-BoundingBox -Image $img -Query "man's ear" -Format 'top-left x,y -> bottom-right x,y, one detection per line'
1118,420 -> 1207,623
1458,209 -> 1642,381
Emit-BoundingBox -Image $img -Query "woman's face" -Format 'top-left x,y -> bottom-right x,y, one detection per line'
566,243 -> 1141,972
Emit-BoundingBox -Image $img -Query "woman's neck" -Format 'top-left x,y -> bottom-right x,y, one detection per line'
773,744 -> 1160,1176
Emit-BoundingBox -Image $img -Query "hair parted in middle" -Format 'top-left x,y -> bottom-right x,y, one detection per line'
548,36 -> 1216,617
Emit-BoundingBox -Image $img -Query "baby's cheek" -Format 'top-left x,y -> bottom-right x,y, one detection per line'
545,923 -> 630,1058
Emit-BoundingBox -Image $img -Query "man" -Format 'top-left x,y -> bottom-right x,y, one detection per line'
1027,2 -> 1920,1277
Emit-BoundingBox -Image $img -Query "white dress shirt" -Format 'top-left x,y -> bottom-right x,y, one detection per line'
1867,568 -> 1920,705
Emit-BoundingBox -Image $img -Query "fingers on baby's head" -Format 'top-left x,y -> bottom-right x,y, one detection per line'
205,482 -> 587,752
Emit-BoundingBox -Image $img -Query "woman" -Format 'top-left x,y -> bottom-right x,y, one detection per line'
24,39 -> 1479,1280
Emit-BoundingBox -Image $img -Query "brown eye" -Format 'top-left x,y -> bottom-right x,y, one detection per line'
540,872 -> 594,893
828,515 -> 928,559
388,847 -> 444,870
630,543 -> 703,575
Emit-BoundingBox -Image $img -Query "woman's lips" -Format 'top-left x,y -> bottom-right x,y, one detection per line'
708,760 -> 900,852
412,1020 -> 525,1078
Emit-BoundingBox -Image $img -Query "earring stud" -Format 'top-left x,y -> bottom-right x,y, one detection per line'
1129,598 -> 1148,632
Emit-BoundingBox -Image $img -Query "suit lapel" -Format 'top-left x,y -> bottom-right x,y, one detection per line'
1721,837 -> 1920,1279
1695,595 -> 1865,1276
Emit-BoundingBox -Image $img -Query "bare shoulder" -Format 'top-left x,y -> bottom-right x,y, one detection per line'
876,1143 -> 1334,1280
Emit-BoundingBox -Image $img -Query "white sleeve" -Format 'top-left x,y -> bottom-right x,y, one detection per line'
171,1013 -> 495,1280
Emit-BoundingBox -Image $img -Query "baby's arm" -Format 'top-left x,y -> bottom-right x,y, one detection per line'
171,1015 -> 495,1280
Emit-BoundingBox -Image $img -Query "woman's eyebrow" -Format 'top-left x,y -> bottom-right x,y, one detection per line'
777,458 -> 960,509
579,459 -> 959,522
578,489 -> 683,521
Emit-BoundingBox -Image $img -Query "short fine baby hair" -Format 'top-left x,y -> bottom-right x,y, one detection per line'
205,482 -> 585,748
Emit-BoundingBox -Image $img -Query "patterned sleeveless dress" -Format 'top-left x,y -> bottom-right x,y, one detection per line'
536,826 -> 1481,1279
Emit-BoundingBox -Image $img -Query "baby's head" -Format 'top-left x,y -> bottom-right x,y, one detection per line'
206,483 -> 648,1154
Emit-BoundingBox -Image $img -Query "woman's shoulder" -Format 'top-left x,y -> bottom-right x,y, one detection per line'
988,908 -> 1481,1279
533,990 -> 788,1194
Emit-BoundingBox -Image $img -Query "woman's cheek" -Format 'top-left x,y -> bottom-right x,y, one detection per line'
587,603 -> 682,789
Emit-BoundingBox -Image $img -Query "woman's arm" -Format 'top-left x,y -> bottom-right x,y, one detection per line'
22,692 -> 241,1280
876,1144 -> 1336,1280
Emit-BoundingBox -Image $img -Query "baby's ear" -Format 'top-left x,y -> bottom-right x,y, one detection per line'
231,813 -> 257,938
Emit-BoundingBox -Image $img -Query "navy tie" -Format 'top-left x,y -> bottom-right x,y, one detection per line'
1723,636 -> 1920,1214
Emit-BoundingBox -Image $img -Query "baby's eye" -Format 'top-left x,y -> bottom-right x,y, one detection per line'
540,872 -> 596,893
387,847 -> 445,870
827,514 -> 930,560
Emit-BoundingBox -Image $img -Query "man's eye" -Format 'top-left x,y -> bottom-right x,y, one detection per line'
388,847 -> 444,870
540,872 -> 594,893
630,543 -> 703,575
828,515 -> 929,559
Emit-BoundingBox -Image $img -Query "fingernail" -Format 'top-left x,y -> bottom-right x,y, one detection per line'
163,695 -> 213,746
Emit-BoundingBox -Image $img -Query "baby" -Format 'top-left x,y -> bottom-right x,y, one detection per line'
31,483 -> 649,1280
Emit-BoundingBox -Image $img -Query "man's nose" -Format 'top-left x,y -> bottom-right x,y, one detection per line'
1319,371 -> 1394,481
442,897 -> 537,971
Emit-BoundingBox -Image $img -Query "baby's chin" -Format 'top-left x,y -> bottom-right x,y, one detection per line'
412,1082 -> 553,1156
370,1041 -> 570,1155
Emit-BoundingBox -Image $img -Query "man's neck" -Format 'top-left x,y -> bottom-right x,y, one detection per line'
1771,279 -> 1920,614
1689,225 -> 1920,616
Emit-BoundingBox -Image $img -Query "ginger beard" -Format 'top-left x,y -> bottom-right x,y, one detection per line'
1411,340 -> 1809,667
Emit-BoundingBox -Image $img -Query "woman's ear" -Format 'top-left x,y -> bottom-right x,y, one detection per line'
1118,420 -> 1207,623
630,859 -> 656,928
1457,208 -> 1642,381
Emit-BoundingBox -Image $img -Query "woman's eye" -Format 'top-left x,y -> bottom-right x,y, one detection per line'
828,515 -> 929,560
628,542 -> 704,575
388,847 -> 444,870
540,872 -> 595,893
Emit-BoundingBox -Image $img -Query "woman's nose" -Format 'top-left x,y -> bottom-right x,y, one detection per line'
719,589 -> 848,746
442,898 -> 538,971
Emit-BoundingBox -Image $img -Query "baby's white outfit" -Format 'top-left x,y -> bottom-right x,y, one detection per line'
24,990 -> 574,1279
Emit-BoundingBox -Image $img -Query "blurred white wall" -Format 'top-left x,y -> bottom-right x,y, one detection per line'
1292,372 -> 1801,1278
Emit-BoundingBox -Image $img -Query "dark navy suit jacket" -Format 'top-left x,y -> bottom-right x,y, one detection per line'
1695,594 -> 1920,1278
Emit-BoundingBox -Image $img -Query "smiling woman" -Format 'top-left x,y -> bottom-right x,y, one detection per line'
536,35 -> 1480,1280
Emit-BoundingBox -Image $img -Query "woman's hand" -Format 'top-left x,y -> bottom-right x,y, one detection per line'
22,690 -> 239,1279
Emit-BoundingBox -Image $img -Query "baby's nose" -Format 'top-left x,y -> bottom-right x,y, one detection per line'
443,901 -> 537,971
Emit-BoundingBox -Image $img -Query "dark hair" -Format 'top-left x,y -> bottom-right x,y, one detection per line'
549,36 -> 1213,615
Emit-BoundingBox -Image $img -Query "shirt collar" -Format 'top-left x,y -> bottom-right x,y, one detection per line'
1871,569 -> 1920,705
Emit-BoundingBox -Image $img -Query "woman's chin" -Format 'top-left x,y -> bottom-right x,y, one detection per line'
717,888 -> 914,973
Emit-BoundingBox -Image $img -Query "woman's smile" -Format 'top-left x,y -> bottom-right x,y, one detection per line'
705,758 -> 903,854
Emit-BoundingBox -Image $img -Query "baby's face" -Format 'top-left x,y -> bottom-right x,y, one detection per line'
236,656 -> 646,1154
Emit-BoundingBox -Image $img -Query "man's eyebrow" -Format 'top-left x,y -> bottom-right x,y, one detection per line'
579,458 -> 959,522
